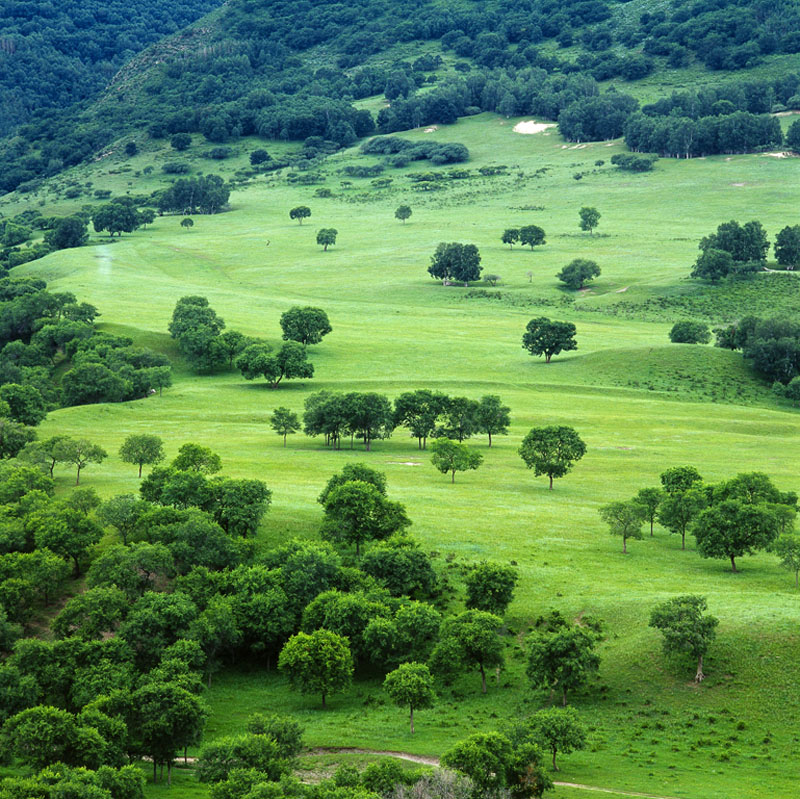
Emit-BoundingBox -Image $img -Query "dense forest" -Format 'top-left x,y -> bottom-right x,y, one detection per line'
2,0 -> 800,194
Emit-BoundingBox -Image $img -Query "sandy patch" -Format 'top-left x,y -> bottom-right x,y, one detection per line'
731,182 -> 746,186
513,120 -> 556,135
423,126 -> 438,133
772,110 -> 800,117
570,143 -> 588,149
388,461 -> 422,466
763,151 -> 796,158
616,286 -> 629,293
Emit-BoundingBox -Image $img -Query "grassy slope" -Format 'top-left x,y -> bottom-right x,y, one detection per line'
14,113 -> 800,799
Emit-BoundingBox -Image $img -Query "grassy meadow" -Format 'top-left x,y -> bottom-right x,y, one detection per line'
9,111 -> 800,798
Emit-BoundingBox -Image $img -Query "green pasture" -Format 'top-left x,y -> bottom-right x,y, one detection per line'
14,113 -> 800,799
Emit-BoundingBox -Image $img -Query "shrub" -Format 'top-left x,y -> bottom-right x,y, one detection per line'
669,321 -> 711,344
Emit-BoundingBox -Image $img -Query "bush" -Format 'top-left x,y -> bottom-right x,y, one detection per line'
163,161 -> 190,174
669,321 -> 711,344
611,153 -> 658,172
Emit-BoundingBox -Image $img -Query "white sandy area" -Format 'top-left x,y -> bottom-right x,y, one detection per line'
763,151 -> 796,158
513,120 -> 556,134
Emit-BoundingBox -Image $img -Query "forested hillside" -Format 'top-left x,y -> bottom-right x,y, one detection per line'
0,0 -> 224,136
2,0 -> 800,195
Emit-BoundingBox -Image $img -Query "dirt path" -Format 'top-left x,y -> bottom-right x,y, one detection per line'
308,748 -> 682,799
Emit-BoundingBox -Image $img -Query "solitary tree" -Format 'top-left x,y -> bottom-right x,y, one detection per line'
316,228 -> 338,250
599,500 -> 644,554
429,438 -> 483,483
519,426 -> 586,490
649,595 -> 718,682
578,207 -> 601,235
693,499 -> 779,572
502,228 -> 520,249
475,395 -> 510,447
431,610 -> 504,694
395,205 -> 412,224
633,487 -> 664,536
522,318 -> 577,363
428,242 -> 482,285
774,225 -> 800,269
383,662 -> 435,734
270,407 -> 300,446
53,438 -> 107,485
556,259 -> 601,290
180,218 -> 194,230
776,534 -> 800,588
280,307 -> 332,346
278,629 -> 353,708
519,224 -> 546,250
236,341 -> 314,388
526,625 -> 600,705
465,561 -> 519,616
289,206 -> 311,225
669,321 -> 711,344
529,706 -> 587,771
119,434 -> 165,477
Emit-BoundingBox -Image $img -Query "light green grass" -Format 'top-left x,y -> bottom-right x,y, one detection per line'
14,113 -> 800,799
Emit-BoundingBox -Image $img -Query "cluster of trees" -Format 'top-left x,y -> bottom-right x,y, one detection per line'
599,467 -> 798,579
301,390 -> 511,452
153,175 -> 230,215
690,219 -> 770,281
360,136 -> 470,167
0,278 -> 171,435
715,315 -> 800,386
169,297 -> 328,386
501,225 -> 546,250
428,242 -> 482,285
92,197 -> 156,237
1,210 -> 92,272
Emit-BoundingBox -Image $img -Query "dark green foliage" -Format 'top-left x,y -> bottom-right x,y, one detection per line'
519,224 -> 546,250
280,307 -> 332,346
522,318 -> 578,363
556,259 -> 601,290
198,733 -> 292,783
519,426 -> 586,490
610,153 -> 657,172
774,225 -> 800,268
316,228 -> 338,250
465,561 -> 518,616
156,176 -> 230,215
715,315 -> 800,384
236,341 -> 314,388
669,321 -> 711,344
428,242 -> 482,285
361,535 -> 437,598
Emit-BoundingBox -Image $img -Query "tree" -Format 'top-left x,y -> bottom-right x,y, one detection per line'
475,395 -> 510,447
438,396 -> 479,442
660,465 -> 702,496
502,228 -> 520,249
180,217 -> 194,230
119,434 -> 164,478
428,242 -> 482,285
250,149 -> 271,165
316,228 -> 338,250
699,220 -> 769,265
522,317 -> 577,363
53,438 -> 107,485
430,610 -> 504,694
465,561 -> 519,616
271,407 -> 300,446
44,216 -> 89,250
321,480 -> 410,556
429,438 -> 482,483
236,341 -> 314,388
519,426 -> 586,490
649,595 -> 718,682
0,383 -> 47,426
599,500 -> 644,554
633,487 -> 664,536
693,499 -> 779,572
395,205 -> 412,224
669,321 -> 711,344
218,331 -> 248,368
52,586 -> 129,640
92,203 -> 140,237
526,625 -> 600,705
30,504 -> 103,577
556,259 -> 601,290
278,629 -> 353,708
774,225 -> 800,269
578,207 -> 601,235
289,206 -> 311,225
529,706 -> 587,771
207,476 -> 271,537
519,224 -> 546,250
280,307 -> 332,346
657,489 -> 705,550
171,133 -> 192,151
393,389 -> 448,449
190,595 -> 242,687
133,681 -> 208,784
318,462 -> 387,505
384,662 -> 435,733
776,534 -> 800,588
690,248 -> 734,282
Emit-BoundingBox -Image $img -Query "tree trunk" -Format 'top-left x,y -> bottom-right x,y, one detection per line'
410,706 -> 414,734
488,432 -> 492,447
623,536 -> 627,554
650,519 -> 654,536
356,541 -> 360,557
72,556 -> 81,578
730,555 -> 737,573
168,762 -> 172,787
138,463 -> 143,477
552,747 -> 558,771
795,569 -> 798,589
418,437 -> 422,449
322,693 -> 327,709
451,469 -> 455,483
75,465 -> 81,485
545,353 -> 552,363
184,747 -> 188,765
681,530 -> 686,550
695,654 -> 705,683
283,433 -> 287,447
480,663 -> 487,694
549,474 -> 554,490
562,688 -> 567,706
153,761 -> 157,783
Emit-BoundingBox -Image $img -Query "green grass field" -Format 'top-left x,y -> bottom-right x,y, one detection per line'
11,111 -> 800,799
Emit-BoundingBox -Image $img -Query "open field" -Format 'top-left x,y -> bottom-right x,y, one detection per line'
13,111 -> 800,798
